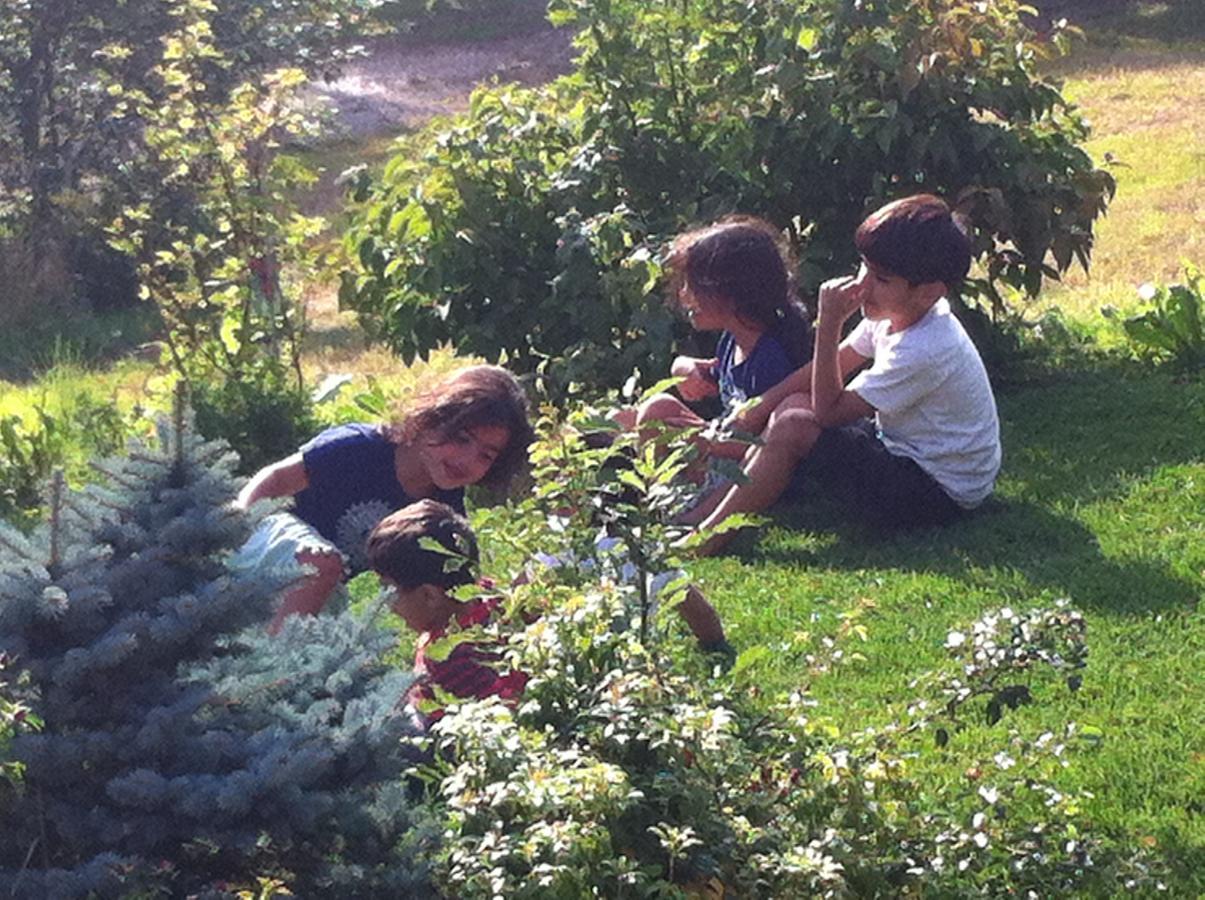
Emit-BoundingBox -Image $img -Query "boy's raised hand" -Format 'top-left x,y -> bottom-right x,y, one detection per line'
817,273 -> 865,328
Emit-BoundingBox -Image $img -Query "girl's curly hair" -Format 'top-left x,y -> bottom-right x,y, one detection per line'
665,215 -> 813,366
390,365 -> 534,491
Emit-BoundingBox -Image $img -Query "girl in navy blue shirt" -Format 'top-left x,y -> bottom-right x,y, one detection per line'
624,216 -> 813,495
231,365 -> 533,634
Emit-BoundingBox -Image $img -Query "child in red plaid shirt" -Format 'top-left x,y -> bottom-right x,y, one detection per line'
366,499 -> 527,728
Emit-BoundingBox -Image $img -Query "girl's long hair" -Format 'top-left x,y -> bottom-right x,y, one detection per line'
666,216 -> 813,366
390,365 -> 534,491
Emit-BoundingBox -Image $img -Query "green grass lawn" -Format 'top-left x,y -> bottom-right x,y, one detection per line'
690,362 -> 1204,890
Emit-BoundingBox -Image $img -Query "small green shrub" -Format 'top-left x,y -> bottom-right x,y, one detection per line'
1115,264 -> 1205,371
0,654 -> 39,791
0,393 -> 130,530
190,363 -> 318,475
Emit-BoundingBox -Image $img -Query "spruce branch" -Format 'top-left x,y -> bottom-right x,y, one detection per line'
48,469 -> 64,578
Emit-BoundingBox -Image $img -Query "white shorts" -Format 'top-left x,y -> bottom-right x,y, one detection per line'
228,512 -> 345,580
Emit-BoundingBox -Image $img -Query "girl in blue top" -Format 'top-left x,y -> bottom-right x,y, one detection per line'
629,215 -> 813,468
232,365 -> 533,634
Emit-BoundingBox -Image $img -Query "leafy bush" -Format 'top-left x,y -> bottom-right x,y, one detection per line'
414,411 -> 1157,896
0,392 -> 131,530
0,653 -> 39,791
1113,264 -> 1205,372
344,0 -> 1114,396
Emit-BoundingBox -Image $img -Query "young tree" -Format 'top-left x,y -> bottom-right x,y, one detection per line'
0,0 -> 384,322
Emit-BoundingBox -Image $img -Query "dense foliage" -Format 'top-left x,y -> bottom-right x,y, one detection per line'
0,394 -> 128,530
411,410 -> 1157,896
0,410 -> 429,897
344,0 -> 1114,395
0,0 -> 386,324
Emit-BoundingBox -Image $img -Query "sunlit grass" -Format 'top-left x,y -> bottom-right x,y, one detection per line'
0,360 -> 159,425
694,365 -> 1205,887
1039,29 -> 1205,323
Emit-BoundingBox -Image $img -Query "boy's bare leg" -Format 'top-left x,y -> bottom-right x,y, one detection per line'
268,549 -> 344,634
694,394 -> 822,556
677,583 -> 725,645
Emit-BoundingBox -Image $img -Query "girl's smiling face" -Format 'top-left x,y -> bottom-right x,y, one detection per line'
421,424 -> 511,490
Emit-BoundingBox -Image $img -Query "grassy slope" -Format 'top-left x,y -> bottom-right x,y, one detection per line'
695,364 -> 1203,882
1040,3 -> 1205,320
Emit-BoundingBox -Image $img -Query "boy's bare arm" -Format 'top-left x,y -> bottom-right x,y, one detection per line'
235,453 -> 309,509
725,363 -> 811,435
812,277 -> 875,427
728,344 -> 868,436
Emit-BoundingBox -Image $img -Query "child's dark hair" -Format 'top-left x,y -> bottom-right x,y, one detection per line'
855,194 -> 972,288
667,215 -> 813,366
392,365 -> 535,491
366,499 -> 479,590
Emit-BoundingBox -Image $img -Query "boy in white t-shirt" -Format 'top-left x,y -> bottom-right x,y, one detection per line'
687,194 -> 1001,554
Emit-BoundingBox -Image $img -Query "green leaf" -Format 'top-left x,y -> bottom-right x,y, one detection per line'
638,376 -> 684,403
729,645 -> 771,678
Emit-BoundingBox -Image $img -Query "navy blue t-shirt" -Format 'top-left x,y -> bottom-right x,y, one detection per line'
712,332 -> 795,417
291,423 -> 465,574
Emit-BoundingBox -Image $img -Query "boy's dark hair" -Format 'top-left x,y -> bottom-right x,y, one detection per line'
366,499 -> 479,590
392,364 -> 535,491
854,194 -> 972,288
667,215 -> 813,366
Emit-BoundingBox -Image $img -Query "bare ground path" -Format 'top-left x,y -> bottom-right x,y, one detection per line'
310,17 -> 573,139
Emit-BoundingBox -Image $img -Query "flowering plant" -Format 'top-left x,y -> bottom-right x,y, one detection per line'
412,412 -> 1157,897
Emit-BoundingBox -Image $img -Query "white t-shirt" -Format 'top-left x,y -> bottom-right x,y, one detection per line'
845,298 -> 1001,508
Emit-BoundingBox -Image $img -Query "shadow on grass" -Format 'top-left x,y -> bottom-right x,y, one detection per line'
735,365 -> 1204,615
1086,0 -> 1205,44
753,496 -> 1197,616
994,365 -> 1204,504
0,304 -> 162,384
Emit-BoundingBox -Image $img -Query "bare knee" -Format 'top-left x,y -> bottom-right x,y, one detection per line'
296,549 -> 344,596
611,406 -> 638,430
764,399 -> 822,458
268,550 -> 344,633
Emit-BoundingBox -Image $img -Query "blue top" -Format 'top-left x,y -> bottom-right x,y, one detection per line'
292,423 -> 465,574
711,332 -> 796,417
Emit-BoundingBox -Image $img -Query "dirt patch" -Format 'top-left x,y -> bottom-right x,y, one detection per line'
312,23 -> 574,139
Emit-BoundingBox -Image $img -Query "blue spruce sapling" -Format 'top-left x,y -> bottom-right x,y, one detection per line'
0,406 -> 431,897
